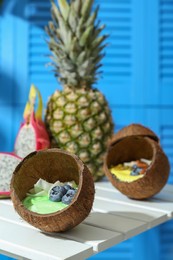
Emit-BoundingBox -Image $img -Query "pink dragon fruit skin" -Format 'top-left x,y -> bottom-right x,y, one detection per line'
30,112 -> 50,150
14,112 -> 50,158
0,152 -> 22,198
14,85 -> 50,158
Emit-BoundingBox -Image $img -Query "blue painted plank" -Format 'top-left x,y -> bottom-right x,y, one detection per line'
0,106 -> 13,152
0,15 -> 14,106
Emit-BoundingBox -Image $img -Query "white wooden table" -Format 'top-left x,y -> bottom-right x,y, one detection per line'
1,181 -> 173,260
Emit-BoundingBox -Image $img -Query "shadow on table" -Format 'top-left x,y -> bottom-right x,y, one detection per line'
41,211 -> 149,243
41,212 -> 123,247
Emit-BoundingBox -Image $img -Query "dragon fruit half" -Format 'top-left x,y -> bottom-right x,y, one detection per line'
0,153 -> 21,198
14,85 -> 50,158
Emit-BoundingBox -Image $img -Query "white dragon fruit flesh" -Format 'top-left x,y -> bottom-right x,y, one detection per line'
0,153 -> 21,198
14,112 -> 50,158
14,85 -> 50,158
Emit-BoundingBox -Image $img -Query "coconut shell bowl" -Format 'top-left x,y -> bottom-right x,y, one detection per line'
104,124 -> 170,200
10,149 -> 95,232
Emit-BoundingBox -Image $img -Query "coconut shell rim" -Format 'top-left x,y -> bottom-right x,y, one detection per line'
110,124 -> 159,147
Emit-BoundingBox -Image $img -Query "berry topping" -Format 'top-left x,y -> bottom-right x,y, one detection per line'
130,171 -> 140,176
63,184 -> 72,191
52,185 -> 67,195
132,164 -> 138,171
49,185 -> 67,202
62,189 -> 77,205
49,190 -> 64,202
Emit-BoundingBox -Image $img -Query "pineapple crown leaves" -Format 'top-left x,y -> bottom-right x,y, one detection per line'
46,0 -> 108,89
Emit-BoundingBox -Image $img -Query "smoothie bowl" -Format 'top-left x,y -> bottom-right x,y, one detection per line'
104,124 -> 170,200
11,148 -> 95,232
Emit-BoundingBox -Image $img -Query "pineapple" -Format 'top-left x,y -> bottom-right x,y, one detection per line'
45,0 -> 114,181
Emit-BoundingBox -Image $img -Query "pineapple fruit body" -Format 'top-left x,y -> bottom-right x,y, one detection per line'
46,87 -> 113,181
45,0 -> 114,180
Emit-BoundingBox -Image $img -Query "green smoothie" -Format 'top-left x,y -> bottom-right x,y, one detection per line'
23,195 -> 68,214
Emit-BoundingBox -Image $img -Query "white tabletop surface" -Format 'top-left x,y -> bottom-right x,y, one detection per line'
0,181 -> 173,260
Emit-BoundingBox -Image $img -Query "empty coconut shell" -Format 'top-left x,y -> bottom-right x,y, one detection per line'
10,148 -> 95,232
104,124 -> 170,199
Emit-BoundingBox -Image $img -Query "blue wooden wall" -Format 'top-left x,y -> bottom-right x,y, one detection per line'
0,0 -> 173,259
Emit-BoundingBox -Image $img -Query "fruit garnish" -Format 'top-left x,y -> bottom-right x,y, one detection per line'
62,189 -> 77,205
63,184 -> 72,191
49,184 -> 77,204
14,85 -> 50,158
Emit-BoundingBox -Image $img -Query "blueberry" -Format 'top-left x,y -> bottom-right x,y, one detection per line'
52,186 -> 60,192
52,185 -> 67,196
62,189 -> 77,205
132,164 -> 138,171
130,171 -> 139,176
63,184 -> 72,191
49,185 -> 67,202
49,190 -> 64,202
136,168 -> 142,174
59,186 -> 67,195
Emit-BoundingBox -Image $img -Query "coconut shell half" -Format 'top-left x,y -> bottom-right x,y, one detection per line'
110,124 -> 159,147
104,125 -> 170,199
10,148 -> 95,232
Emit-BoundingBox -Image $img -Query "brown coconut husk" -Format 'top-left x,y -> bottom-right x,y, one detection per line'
110,124 -> 159,147
104,127 -> 170,199
10,149 -> 95,232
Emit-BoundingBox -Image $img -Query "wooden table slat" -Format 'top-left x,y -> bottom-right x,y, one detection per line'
95,187 -> 173,218
0,203 -> 123,253
58,223 -> 123,252
93,198 -> 167,228
0,219 -> 93,260
84,211 -> 147,239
